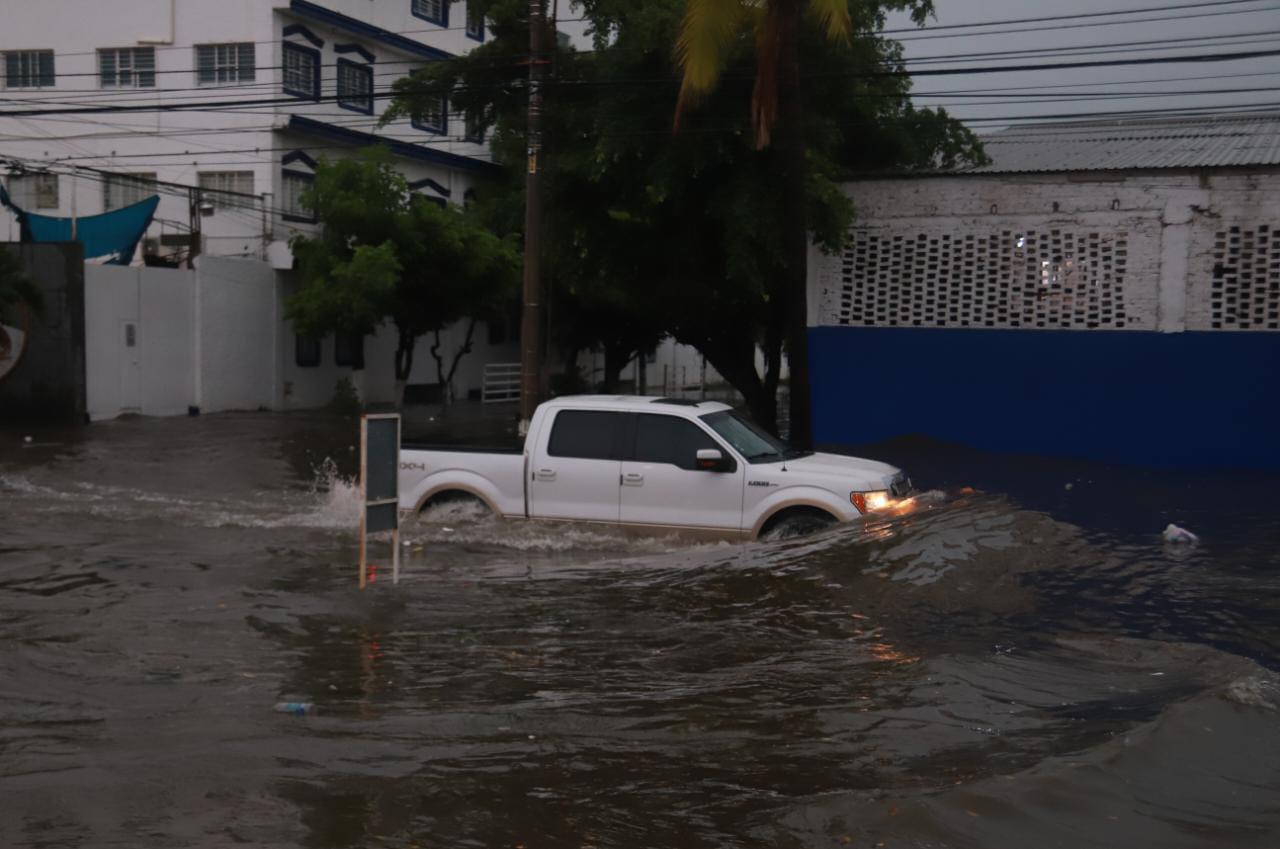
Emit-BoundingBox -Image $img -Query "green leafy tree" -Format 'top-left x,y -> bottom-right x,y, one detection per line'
387,0 -> 983,431
287,148 -> 521,405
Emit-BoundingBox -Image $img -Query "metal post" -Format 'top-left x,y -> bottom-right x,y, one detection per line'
358,416 -> 368,590
187,188 -> 203,269
518,0 -> 549,432
392,529 -> 400,585
69,166 -> 78,241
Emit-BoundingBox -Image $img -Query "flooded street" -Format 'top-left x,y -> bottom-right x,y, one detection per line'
2,411 -> 1278,848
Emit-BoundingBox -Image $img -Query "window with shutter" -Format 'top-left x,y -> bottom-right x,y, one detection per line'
466,2 -> 485,40
282,42 -> 319,99
6,174 -> 59,209
103,173 -> 157,211
99,48 -> 155,88
281,171 -> 315,222
3,50 -> 55,88
195,43 -> 255,85
336,60 -> 373,114
411,0 -> 448,25
412,96 -> 447,135
197,171 -> 255,209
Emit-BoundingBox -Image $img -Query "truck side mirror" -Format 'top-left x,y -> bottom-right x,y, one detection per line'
696,448 -> 730,472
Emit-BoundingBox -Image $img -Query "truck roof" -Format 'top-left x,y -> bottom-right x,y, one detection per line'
541,395 -> 734,415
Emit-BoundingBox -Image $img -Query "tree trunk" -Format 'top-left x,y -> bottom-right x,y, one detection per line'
429,331 -> 451,406
393,326 -> 416,410
774,0 -> 813,449
444,318 -> 478,390
761,310 -> 783,421
696,338 -> 777,435
601,343 -> 633,393
430,319 -> 480,406
560,344 -> 581,395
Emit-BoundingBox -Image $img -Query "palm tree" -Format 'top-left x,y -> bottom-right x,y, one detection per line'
674,0 -> 852,448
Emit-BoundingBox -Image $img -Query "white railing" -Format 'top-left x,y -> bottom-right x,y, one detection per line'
482,362 -> 521,403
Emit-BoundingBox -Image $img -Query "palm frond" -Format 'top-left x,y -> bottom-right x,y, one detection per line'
674,0 -> 748,129
805,0 -> 852,43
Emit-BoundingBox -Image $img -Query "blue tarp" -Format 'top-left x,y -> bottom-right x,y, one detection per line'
0,183 -> 159,266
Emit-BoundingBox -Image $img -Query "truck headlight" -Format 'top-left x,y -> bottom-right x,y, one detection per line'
850,490 -> 891,514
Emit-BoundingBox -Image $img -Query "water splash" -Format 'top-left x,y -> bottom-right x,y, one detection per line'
288,457 -> 362,529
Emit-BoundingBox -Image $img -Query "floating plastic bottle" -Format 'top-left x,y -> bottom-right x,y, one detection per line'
1162,524 -> 1199,545
273,702 -> 316,715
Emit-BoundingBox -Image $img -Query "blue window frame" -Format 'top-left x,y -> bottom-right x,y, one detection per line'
411,0 -> 448,27
282,41 -> 320,99
411,95 -> 447,135
336,59 -> 373,114
465,1 -> 485,41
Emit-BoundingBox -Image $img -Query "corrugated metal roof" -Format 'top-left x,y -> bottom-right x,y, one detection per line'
962,112 -> 1280,174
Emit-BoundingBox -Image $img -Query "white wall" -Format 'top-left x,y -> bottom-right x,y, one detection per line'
814,171 -> 1280,335
196,256 -> 276,412
139,267 -> 198,415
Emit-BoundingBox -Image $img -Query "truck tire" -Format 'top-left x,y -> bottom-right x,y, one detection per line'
760,507 -> 837,541
419,491 -> 491,522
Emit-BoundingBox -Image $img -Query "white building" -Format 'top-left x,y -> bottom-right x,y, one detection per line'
807,113 -> 1280,469
2,0 -> 519,410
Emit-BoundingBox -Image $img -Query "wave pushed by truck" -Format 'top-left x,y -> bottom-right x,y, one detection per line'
398,396 -> 912,540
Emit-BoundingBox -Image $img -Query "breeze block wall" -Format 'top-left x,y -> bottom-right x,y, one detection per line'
808,171 -> 1280,470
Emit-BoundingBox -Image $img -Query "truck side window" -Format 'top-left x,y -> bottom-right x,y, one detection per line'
632,414 -> 725,471
547,410 -> 624,460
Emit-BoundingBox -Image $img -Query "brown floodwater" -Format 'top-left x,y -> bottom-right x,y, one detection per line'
1,410 -> 1278,848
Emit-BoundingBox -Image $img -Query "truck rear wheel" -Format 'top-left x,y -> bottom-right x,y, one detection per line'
419,491 -> 492,522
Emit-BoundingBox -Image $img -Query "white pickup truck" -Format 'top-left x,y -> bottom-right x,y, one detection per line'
398,396 -> 911,539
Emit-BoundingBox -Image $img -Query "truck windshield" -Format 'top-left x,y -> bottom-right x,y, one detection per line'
700,410 -> 797,463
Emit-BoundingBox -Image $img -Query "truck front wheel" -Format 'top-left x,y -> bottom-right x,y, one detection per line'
759,507 -> 838,541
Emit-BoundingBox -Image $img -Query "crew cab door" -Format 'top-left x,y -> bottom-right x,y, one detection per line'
619,413 -> 745,532
528,409 -> 625,523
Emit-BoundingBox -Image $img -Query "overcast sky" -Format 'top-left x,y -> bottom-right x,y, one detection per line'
883,0 -> 1280,129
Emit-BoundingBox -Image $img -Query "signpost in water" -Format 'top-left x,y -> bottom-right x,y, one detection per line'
360,413 -> 401,588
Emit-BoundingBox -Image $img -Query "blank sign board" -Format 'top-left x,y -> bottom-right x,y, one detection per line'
360,413 -> 401,588
365,416 -> 399,503
366,501 -> 398,534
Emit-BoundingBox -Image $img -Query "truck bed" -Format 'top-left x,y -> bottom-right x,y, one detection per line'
398,443 -> 527,517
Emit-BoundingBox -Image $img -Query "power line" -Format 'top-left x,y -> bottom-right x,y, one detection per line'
880,0 -> 1275,35
15,23 -> 1279,104
39,16 -> 593,61
902,30 -> 1280,66
5,82 -> 1277,150
8,101 -> 1277,172
6,45 -> 1280,119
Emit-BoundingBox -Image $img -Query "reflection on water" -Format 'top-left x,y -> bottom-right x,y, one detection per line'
1,412 -> 1278,848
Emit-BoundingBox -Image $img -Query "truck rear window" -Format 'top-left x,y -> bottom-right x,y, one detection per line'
546,410 -> 624,460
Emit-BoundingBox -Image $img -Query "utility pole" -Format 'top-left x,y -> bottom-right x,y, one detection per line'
518,0 -> 549,433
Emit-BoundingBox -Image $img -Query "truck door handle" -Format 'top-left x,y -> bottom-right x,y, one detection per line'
622,472 -> 644,486
535,468 -> 556,481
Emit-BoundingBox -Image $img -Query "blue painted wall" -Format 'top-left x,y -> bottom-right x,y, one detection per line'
809,327 -> 1280,470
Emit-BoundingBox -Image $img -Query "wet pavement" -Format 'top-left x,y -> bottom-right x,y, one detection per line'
1,408 -> 1278,848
